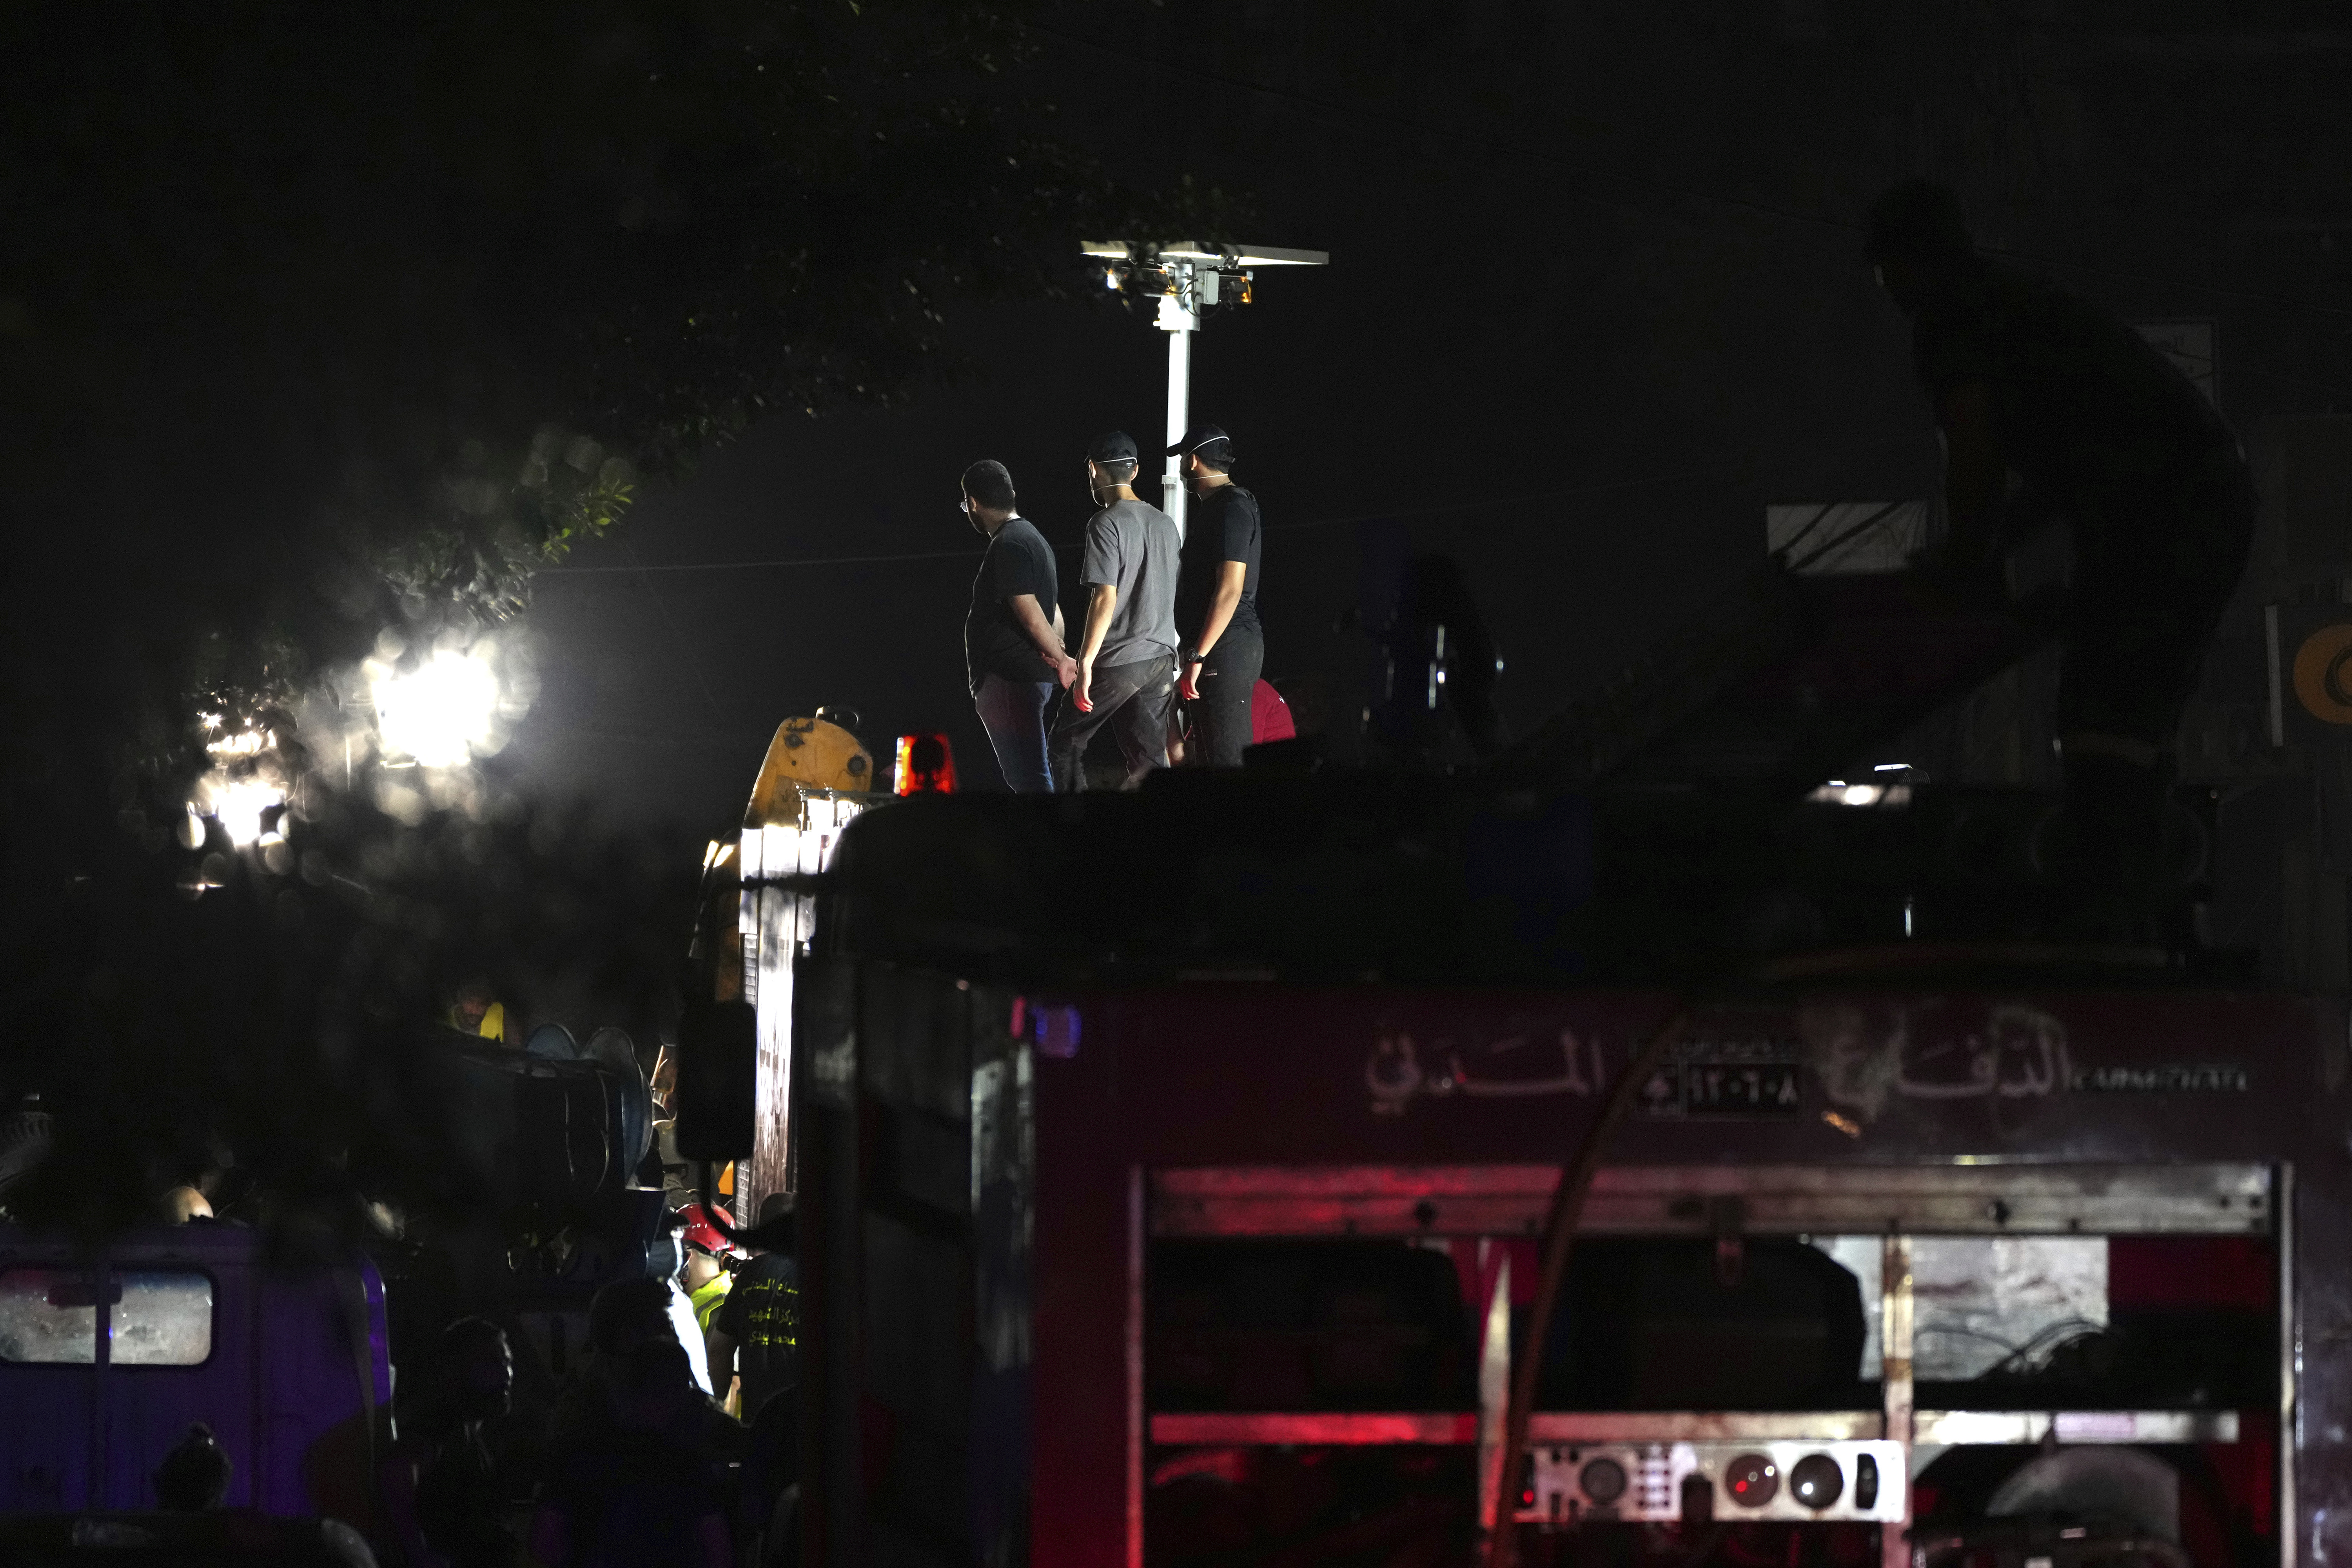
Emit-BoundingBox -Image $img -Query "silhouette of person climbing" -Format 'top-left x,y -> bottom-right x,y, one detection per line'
1869,178 -> 2254,933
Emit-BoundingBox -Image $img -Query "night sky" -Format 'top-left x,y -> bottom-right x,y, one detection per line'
499,3 -> 2350,835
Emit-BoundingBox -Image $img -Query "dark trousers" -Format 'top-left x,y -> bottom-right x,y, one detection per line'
1190,621 -> 1264,767
1050,653 -> 1176,791
973,674 -> 1057,793
2051,456 -> 2254,924
2056,458 -> 2256,753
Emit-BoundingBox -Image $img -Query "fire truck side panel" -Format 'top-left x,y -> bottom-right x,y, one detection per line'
1011,985 -> 2337,1566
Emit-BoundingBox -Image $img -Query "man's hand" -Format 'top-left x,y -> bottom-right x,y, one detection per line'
1073,660 -> 1094,712
1178,661 -> 1204,701
1010,593 -> 1078,691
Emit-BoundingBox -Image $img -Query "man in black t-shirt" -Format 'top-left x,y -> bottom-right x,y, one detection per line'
381,1318 -> 523,1568
530,1341 -> 730,1568
1168,425 -> 1265,767
960,460 -> 1076,792
1869,179 -> 2254,927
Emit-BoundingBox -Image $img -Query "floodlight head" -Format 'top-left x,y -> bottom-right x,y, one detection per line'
1080,238 -> 1328,542
1081,240 -> 1328,268
1086,239 -> 1329,327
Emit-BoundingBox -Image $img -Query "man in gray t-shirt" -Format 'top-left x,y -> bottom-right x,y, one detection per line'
1049,430 -> 1181,791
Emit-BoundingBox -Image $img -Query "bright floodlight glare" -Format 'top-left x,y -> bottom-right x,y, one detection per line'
1808,780 -> 1902,808
373,648 -> 499,768
204,776 -> 286,848
187,722 -> 285,848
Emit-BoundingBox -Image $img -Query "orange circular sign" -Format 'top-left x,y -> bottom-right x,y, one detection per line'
2292,624 -> 2352,725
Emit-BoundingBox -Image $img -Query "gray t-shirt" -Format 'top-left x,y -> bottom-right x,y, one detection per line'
1079,498 -> 1181,670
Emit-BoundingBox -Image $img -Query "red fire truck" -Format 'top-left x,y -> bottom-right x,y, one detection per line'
682,553 -> 2352,1568
773,775 -> 2317,1568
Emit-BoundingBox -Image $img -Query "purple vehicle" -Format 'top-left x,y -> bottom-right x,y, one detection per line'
0,1223 -> 391,1523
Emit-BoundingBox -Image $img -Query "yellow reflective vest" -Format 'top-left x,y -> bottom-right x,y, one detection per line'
690,1274 -> 731,1336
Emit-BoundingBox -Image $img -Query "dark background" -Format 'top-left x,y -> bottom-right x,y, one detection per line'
503,1 -> 2352,836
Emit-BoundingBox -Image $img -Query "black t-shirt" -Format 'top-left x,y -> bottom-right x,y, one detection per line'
740,1383 -> 800,1515
963,517 -> 1060,694
1177,485 -> 1263,644
1909,261 -> 2238,533
411,1423 -> 515,1568
544,1426 -> 724,1568
714,1253 -> 800,1417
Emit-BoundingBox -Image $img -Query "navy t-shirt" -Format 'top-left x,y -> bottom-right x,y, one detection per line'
714,1252 -> 800,1419
545,1426 -> 724,1568
964,517 -> 1060,694
1176,485 -> 1263,640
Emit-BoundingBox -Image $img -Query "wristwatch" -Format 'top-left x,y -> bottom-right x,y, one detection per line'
1180,643 -> 1202,667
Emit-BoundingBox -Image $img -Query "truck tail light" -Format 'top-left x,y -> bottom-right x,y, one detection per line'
894,733 -> 956,795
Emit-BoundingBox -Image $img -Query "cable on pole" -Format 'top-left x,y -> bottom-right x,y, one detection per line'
1486,1006 -> 1691,1568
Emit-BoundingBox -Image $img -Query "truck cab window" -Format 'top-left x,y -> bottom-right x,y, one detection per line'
0,1269 -> 214,1366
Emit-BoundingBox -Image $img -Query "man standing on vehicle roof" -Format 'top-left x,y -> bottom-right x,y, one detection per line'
1169,425 -> 1267,767
961,459 -> 1076,793
1868,178 -> 2254,933
1049,431 -> 1182,790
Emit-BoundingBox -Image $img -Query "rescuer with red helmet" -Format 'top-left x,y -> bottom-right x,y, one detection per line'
675,1202 -> 743,1407
678,1204 -> 742,1326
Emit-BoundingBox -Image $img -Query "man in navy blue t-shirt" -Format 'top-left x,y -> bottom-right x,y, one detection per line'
960,460 -> 1076,792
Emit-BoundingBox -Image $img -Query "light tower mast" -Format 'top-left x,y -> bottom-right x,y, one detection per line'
1081,241 -> 1328,536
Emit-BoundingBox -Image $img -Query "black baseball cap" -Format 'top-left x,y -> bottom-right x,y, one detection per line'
1088,430 -> 1138,464
1167,425 -> 1234,462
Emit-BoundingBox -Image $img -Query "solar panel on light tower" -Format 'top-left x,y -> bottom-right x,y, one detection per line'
1082,240 -> 1330,537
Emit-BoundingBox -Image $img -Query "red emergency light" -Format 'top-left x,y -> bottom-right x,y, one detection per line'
894,732 -> 957,795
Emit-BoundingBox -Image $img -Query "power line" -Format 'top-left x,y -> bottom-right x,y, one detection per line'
544,548 -> 975,576
622,541 -> 729,720
1264,463 -> 1759,534
1024,22 -> 2352,321
535,463 -> 1764,579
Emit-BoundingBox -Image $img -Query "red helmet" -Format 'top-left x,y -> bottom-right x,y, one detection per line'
676,1203 -> 745,1259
